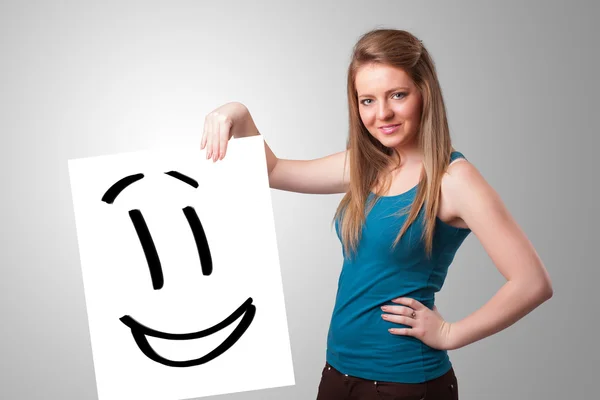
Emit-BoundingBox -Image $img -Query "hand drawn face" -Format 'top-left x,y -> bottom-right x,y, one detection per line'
101,170 -> 256,368
69,141 -> 294,399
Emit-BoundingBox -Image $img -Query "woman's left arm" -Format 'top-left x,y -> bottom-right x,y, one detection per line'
441,160 -> 553,350
383,160 -> 553,350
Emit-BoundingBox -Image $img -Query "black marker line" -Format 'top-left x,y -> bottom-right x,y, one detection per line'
119,298 -> 256,367
182,206 -> 212,276
164,171 -> 199,188
129,209 -> 164,290
101,173 -> 144,204
120,297 -> 253,340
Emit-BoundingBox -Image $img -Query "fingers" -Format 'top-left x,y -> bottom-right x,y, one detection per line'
384,305 -> 420,336
219,119 -> 231,160
391,297 -> 424,310
382,301 -> 419,330
388,328 -> 418,337
381,313 -> 417,327
203,111 -> 233,162
212,120 -> 220,162
206,114 -> 214,160
201,118 -> 208,150
381,305 -> 413,316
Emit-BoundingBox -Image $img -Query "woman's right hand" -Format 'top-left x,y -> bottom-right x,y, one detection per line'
201,101 -> 349,194
201,102 -> 253,162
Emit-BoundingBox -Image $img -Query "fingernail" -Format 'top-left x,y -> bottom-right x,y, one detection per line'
381,306 -> 387,311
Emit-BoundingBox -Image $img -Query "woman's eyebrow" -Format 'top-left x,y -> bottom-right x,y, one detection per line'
357,87 -> 409,98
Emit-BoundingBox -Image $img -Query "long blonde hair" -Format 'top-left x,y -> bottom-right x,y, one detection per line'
333,28 -> 455,260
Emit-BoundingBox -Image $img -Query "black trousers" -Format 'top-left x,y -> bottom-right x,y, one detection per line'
316,362 -> 458,400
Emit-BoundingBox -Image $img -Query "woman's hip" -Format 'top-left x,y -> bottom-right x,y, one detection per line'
316,362 -> 458,400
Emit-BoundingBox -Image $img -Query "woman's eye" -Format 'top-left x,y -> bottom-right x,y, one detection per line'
360,93 -> 406,105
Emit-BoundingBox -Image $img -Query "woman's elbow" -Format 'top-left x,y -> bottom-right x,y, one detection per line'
541,281 -> 554,301
535,275 -> 554,302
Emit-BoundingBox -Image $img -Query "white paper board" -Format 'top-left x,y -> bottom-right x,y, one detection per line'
68,136 -> 295,400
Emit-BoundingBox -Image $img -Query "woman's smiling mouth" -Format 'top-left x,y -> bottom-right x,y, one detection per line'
119,297 -> 256,367
378,124 -> 401,134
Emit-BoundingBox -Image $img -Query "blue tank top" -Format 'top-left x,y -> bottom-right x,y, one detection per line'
326,151 -> 471,383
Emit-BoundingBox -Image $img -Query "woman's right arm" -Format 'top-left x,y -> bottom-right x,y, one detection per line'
201,102 -> 350,195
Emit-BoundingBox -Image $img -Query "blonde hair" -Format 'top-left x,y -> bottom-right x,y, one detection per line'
333,28 -> 455,260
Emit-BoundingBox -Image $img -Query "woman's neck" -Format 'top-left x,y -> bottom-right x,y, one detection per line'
389,142 -> 422,170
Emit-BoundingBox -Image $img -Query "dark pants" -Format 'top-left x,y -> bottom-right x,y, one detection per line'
316,362 -> 458,400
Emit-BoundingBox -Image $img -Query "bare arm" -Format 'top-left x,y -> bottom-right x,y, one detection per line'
267,151 -> 350,194
382,160 -> 553,351
443,160 -> 553,349
203,102 -> 350,194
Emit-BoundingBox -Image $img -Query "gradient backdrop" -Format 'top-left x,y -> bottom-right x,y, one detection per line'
1,1 -> 598,399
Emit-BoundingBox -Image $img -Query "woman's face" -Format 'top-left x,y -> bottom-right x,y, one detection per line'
355,63 -> 423,150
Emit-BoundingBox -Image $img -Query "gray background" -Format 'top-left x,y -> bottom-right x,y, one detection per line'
1,1 -> 598,399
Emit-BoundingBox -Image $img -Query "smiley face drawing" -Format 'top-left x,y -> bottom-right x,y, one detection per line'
101,170 -> 256,368
69,140 -> 294,400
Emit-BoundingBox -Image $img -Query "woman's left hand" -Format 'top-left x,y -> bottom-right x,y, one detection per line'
381,298 -> 454,350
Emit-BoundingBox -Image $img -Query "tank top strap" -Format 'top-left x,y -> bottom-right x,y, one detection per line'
450,151 -> 467,164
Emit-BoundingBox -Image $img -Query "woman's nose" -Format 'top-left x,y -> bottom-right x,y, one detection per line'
377,102 -> 393,120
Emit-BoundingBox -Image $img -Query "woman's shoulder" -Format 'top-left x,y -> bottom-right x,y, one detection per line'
437,151 -> 478,230
444,150 -> 479,189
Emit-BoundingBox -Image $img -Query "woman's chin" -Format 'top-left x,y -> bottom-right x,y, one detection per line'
377,135 -> 404,148
372,130 -> 418,150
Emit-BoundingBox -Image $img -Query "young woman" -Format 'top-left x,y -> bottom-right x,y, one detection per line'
200,29 -> 553,400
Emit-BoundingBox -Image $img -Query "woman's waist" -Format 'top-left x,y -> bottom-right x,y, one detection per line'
326,297 -> 449,382
326,323 -> 449,383
327,306 -> 439,353
332,290 -> 435,318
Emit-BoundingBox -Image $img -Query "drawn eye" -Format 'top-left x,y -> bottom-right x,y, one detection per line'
129,209 -> 164,290
103,171 -> 208,290
183,206 -> 213,276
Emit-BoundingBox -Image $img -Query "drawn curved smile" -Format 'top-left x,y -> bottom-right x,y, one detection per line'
119,297 -> 256,367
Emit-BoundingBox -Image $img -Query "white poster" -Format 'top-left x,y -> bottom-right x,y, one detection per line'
68,136 -> 295,400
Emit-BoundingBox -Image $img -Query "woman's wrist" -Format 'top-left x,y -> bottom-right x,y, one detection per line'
237,117 -> 260,138
232,104 -> 260,139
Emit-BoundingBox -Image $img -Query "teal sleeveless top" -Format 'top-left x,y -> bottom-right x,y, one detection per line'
326,151 -> 471,383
